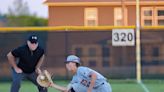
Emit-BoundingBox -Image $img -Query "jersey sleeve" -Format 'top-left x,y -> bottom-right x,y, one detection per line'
11,47 -> 21,57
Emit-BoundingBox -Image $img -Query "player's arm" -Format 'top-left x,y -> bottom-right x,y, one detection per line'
51,83 -> 68,92
35,54 -> 45,74
87,72 -> 97,92
7,52 -> 22,73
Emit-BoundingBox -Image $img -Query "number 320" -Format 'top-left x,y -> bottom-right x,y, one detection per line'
113,32 -> 133,42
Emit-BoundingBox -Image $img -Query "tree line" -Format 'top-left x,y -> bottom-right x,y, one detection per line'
0,0 -> 47,27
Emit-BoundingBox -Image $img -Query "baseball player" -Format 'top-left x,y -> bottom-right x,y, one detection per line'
50,55 -> 112,92
7,35 -> 47,92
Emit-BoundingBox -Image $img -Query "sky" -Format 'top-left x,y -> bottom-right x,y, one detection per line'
0,0 -> 48,18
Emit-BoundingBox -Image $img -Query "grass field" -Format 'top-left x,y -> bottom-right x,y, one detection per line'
0,79 -> 164,92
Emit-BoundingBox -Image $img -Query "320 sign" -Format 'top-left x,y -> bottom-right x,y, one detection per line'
112,29 -> 135,46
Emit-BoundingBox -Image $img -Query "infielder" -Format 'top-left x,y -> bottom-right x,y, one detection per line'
7,35 -> 47,92
50,55 -> 112,92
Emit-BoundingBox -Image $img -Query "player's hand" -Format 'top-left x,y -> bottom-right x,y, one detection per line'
14,67 -> 23,73
36,68 -> 42,74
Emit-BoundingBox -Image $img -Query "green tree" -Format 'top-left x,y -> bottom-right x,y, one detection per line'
6,0 -> 48,26
6,15 -> 48,26
8,0 -> 30,16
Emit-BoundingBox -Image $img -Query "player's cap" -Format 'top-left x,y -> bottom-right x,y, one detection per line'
28,35 -> 38,44
66,55 -> 80,64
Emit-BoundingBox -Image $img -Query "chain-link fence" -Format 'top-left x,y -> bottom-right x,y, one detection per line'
0,29 -> 164,80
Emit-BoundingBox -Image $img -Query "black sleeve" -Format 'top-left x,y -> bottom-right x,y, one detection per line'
39,46 -> 45,55
42,49 -> 45,55
11,47 -> 21,57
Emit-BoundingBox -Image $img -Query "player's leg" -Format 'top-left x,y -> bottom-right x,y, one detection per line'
71,83 -> 87,92
26,72 -> 47,92
95,82 -> 112,92
10,68 -> 24,92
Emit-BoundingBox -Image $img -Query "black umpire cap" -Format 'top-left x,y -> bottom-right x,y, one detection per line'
28,35 -> 38,44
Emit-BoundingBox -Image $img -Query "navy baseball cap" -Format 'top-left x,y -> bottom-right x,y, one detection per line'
65,55 -> 81,64
28,35 -> 38,44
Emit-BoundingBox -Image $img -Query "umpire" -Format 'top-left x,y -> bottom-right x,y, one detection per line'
7,34 -> 47,92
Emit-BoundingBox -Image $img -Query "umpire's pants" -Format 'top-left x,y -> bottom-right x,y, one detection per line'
10,69 -> 47,92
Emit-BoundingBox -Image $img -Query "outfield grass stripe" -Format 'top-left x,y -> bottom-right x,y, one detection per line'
138,81 -> 150,92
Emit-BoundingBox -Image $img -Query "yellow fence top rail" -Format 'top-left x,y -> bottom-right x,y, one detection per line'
0,26 -> 163,32
0,26 -> 135,32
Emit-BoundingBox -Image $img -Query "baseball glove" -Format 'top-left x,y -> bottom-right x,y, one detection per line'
37,70 -> 70,92
37,70 -> 53,87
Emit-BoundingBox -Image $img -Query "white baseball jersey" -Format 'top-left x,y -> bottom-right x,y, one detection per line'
70,66 -> 112,92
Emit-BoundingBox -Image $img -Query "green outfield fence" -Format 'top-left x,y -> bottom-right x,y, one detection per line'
0,26 -> 164,81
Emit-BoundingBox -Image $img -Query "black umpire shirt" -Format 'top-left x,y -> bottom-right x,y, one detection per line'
11,44 -> 44,74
